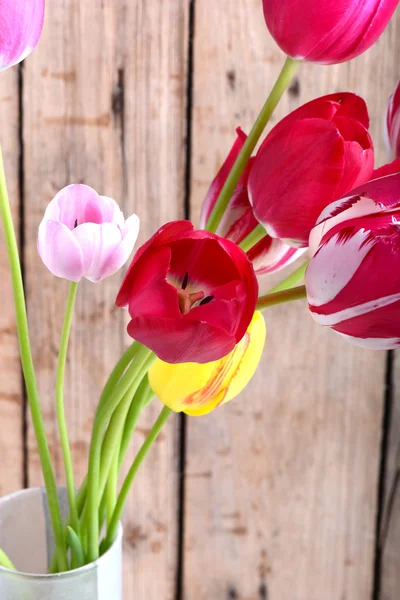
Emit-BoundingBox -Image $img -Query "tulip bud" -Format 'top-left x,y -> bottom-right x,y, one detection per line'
200,128 -> 305,273
262,0 -> 399,65
248,93 -> 374,247
0,0 -> 45,71
148,311 -> 266,416
306,173 -> 400,349
38,184 -> 140,282
385,79 -> 400,159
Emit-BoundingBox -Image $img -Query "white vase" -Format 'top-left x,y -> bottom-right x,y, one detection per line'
0,487 -> 123,600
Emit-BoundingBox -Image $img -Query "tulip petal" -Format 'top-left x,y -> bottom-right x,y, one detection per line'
72,222 -> 123,282
263,0 -> 399,65
127,315 -> 236,364
37,220 -> 84,282
0,0 -> 45,71
249,118 -> 345,246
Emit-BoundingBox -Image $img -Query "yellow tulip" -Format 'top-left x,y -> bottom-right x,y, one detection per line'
148,311 -> 266,416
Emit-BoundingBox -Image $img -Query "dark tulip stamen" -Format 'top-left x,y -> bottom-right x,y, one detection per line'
199,295 -> 214,306
181,272 -> 189,290
74,219 -> 78,229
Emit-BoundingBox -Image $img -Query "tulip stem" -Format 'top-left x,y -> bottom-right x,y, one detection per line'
0,148 -> 68,571
256,285 -> 307,310
205,56 -> 299,233
86,345 -> 153,562
104,405 -> 173,551
239,223 -> 267,252
56,282 -> 80,537
268,260 -> 309,293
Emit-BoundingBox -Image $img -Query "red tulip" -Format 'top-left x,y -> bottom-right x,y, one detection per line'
200,128 -> 305,273
372,158 -> 400,179
306,173 -> 400,349
262,0 -> 399,65
385,79 -> 400,159
248,93 -> 374,247
116,221 -> 258,364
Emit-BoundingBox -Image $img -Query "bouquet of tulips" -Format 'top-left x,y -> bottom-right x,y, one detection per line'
0,0 -> 399,576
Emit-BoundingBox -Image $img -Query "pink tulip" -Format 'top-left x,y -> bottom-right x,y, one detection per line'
200,128 -> 305,273
38,184 -> 140,282
0,0 -> 45,71
248,93 -> 374,248
262,0 -> 399,65
385,79 -> 400,159
306,173 -> 400,349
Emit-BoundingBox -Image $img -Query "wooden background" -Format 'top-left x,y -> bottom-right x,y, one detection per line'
0,1 -> 399,598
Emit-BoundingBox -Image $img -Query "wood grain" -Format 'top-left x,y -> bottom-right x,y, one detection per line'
184,2 -> 400,599
0,67 -> 24,496
380,351 -> 400,599
21,1 -> 187,598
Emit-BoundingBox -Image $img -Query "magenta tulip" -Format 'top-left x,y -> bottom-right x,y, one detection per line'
200,128 -> 305,273
262,0 -> 399,65
116,221 -> 258,364
385,79 -> 400,159
306,173 -> 400,349
248,93 -> 374,248
0,0 -> 45,71
38,184 -> 140,282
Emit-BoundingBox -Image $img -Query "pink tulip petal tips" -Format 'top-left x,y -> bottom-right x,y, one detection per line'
306,173 -> 400,350
385,79 -> 400,159
37,184 -> 140,282
263,0 -> 400,65
0,0 -> 45,71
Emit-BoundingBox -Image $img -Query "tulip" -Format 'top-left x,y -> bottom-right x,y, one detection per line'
148,311 -> 266,416
385,79 -> 400,159
306,173 -> 400,349
200,128 -> 305,273
248,93 -> 374,247
116,221 -> 258,364
38,184 -> 140,282
372,158 -> 400,179
262,0 -> 399,65
0,0 -> 45,71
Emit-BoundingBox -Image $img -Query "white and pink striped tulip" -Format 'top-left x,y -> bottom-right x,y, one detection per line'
385,79 -> 400,159
200,128 -> 305,275
38,184 -> 140,283
306,173 -> 400,350
0,0 -> 45,71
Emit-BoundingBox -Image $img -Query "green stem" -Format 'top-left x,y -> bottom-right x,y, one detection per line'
0,148 -> 68,571
268,260 -> 309,294
81,354 -> 155,537
66,527 -> 85,569
106,453 -> 119,528
205,57 -> 299,233
86,345 -> 153,562
256,285 -> 307,310
56,282 -> 79,535
239,224 -> 266,252
104,406 -> 172,550
118,375 -> 154,469
0,549 -> 16,571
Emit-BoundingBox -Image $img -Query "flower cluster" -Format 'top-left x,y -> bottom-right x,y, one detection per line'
0,0 -> 399,579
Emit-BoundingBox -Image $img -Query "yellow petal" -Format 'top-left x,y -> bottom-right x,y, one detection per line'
148,311 -> 266,416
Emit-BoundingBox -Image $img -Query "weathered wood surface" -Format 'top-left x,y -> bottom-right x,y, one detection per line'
0,1 -> 399,599
21,1 -> 188,599
0,68 -> 24,496
185,2 -> 400,599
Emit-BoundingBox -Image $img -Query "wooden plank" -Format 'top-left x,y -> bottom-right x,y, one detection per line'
185,2 -> 399,598
380,351 -> 400,599
22,1 -> 188,597
0,67 -> 24,496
